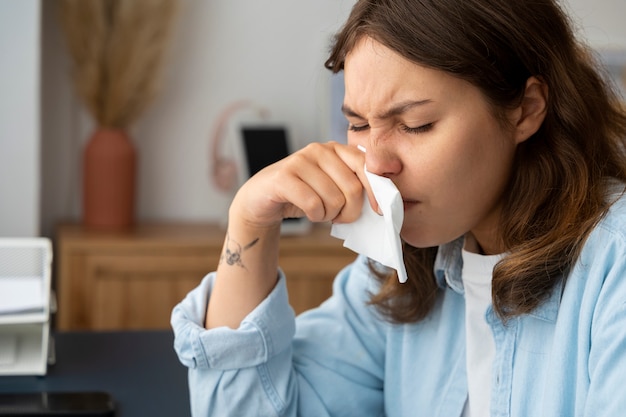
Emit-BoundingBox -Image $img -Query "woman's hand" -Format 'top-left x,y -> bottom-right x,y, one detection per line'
229,141 -> 375,229
207,141 -> 374,329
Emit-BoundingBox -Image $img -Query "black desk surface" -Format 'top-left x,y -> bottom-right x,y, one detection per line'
0,330 -> 190,416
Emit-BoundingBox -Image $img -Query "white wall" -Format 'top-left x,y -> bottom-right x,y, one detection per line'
566,0 -> 626,48
0,0 -> 41,237
37,0 -> 626,237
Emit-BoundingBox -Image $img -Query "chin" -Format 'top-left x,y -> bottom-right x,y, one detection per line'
400,229 -> 434,249
401,226 -> 459,249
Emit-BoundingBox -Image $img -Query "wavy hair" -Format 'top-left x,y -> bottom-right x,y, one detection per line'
326,0 -> 626,322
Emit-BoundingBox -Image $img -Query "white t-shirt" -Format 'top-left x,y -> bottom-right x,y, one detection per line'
461,248 -> 503,417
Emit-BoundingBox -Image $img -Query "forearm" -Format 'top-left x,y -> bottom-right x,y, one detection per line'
171,256 -> 384,417
171,272 -> 299,417
205,141 -> 367,329
205,217 -> 282,329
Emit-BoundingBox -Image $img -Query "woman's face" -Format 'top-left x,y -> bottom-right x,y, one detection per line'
343,37 -> 520,254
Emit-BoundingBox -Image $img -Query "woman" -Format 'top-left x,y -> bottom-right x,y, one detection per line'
172,0 -> 626,415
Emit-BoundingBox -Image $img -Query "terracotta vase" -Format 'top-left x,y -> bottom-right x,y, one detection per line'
82,128 -> 137,230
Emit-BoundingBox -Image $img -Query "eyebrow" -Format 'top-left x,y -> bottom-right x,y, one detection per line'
341,99 -> 432,120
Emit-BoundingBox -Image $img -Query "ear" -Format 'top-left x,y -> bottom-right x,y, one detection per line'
512,76 -> 548,144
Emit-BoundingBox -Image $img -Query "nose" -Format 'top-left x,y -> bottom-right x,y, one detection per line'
363,140 -> 402,177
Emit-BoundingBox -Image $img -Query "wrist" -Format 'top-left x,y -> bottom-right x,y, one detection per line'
228,195 -> 284,233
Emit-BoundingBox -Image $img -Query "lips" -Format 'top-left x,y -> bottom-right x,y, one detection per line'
402,199 -> 419,210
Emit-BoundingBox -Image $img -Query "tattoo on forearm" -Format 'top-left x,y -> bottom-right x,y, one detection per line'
220,234 -> 260,269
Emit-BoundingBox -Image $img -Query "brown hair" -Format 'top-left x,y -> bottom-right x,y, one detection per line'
326,0 -> 626,322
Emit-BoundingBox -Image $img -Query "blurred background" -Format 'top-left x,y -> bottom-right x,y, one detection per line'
1,0 -> 625,238
1,0 -> 355,238
0,0 -> 626,337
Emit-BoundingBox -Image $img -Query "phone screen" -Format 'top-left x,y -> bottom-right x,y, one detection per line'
241,126 -> 291,176
0,392 -> 115,416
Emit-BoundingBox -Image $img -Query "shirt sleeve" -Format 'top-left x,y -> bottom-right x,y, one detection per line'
170,256 -> 388,417
584,228 -> 626,416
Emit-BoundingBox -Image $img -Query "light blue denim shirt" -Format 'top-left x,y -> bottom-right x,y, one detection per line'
172,191 -> 626,417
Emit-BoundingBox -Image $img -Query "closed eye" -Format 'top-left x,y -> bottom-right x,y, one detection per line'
348,124 -> 369,133
402,123 -> 434,134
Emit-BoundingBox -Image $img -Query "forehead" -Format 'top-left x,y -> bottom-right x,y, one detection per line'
343,37 -> 425,90
344,38 -> 453,109
342,37 -> 489,119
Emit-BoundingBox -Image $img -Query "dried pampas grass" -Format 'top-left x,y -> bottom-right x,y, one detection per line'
59,0 -> 179,129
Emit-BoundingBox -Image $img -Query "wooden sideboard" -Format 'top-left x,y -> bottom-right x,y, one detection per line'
55,222 -> 356,331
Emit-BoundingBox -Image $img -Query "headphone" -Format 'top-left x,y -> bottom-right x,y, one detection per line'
210,100 -> 270,192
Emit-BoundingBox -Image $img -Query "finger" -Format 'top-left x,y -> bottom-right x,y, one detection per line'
298,142 -> 372,223
281,148 -> 352,222
273,174 -> 330,221
331,142 -> 382,218
315,159 -> 364,223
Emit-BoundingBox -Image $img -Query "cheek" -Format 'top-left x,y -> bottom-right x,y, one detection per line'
400,132 -> 515,242
442,120 -> 515,186
436,139 -> 516,241
408,133 -> 483,196
346,135 -> 359,147
441,141 -> 512,209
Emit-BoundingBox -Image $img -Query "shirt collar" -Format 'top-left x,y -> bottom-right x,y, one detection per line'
434,237 -> 465,294
433,236 -> 562,322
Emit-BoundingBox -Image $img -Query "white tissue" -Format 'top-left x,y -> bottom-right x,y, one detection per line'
331,168 -> 408,283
